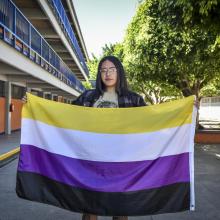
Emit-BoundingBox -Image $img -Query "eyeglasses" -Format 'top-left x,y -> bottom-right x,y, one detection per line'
100,67 -> 117,74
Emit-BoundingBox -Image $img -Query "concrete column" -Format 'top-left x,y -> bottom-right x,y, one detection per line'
51,94 -> 55,101
5,81 -> 11,135
26,87 -> 31,93
42,92 -> 46,99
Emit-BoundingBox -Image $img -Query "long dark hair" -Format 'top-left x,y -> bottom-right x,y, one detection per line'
95,55 -> 128,96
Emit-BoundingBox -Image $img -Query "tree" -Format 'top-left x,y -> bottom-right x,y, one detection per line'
87,53 -> 99,80
174,0 -> 220,34
129,78 -> 182,104
101,42 -> 124,61
200,75 -> 220,97
123,0 -> 220,99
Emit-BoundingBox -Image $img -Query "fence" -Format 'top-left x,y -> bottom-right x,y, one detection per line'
0,0 -> 85,93
49,0 -> 89,76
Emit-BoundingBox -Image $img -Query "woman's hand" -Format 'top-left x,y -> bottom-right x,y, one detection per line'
22,94 -> 27,104
193,99 -> 199,109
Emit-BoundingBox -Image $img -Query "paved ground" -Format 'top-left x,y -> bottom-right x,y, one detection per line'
0,131 -> 20,155
0,144 -> 220,220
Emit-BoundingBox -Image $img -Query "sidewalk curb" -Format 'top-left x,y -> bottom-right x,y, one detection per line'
0,147 -> 20,168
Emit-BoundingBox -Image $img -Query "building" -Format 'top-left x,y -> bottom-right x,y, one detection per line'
0,0 -> 90,134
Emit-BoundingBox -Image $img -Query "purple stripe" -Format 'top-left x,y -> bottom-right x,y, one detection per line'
18,144 -> 190,192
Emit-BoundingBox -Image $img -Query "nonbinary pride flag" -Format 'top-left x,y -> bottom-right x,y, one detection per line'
16,93 -> 197,216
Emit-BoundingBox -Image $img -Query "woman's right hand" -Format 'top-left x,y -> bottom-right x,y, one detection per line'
22,94 -> 27,104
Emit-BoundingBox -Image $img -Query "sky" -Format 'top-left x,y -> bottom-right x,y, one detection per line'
73,0 -> 140,59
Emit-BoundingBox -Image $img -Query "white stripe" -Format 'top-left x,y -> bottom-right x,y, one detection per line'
21,118 -> 192,162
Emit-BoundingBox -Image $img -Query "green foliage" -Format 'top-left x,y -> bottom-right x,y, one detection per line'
175,0 -> 220,30
200,76 -> 220,97
128,77 -> 182,104
82,80 -> 92,89
101,42 -> 124,60
87,53 -> 99,80
123,0 -> 220,98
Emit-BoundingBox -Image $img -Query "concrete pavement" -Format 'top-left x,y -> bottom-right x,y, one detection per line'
0,131 -> 20,155
0,131 -> 20,167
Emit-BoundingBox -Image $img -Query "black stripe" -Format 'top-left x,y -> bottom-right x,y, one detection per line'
16,171 -> 190,216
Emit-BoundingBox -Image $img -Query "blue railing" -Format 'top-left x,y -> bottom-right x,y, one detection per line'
0,0 -> 85,93
49,0 -> 89,76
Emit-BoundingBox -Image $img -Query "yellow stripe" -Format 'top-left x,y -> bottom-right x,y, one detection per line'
0,147 -> 20,161
22,93 -> 194,134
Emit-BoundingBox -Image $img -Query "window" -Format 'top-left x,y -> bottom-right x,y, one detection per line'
0,81 -> 5,97
45,93 -> 51,100
12,85 -> 25,99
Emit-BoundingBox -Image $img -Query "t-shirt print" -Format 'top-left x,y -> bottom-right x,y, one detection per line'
93,91 -> 118,108
95,100 -> 118,108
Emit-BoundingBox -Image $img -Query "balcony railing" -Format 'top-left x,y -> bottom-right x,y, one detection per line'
0,0 -> 85,93
48,0 -> 89,76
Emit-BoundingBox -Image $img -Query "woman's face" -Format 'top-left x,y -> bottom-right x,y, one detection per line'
100,60 -> 117,89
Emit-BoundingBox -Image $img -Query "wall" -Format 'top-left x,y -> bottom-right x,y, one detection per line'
0,97 -> 5,133
11,98 -> 23,130
0,97 -> 23,133
195,131 -> 220,144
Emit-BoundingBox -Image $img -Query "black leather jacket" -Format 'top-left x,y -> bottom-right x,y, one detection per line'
72,89 -> 146,107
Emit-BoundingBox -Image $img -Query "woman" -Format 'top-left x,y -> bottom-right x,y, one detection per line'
72,55 -> 146,108
72,55 -> 146,220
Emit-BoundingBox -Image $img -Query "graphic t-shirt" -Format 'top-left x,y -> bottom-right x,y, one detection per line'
93,91 -> 118,108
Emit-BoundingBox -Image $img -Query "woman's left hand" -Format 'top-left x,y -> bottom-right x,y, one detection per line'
193,99 -> 199,109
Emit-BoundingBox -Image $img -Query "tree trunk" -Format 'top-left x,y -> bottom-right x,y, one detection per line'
180,80 -> 201,130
